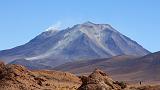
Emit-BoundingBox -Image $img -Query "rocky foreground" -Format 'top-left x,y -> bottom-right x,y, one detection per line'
0,61 -> 81,90
0,61 -> 160,90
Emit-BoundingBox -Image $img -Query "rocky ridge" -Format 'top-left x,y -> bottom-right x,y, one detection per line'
0,61 -> 81,90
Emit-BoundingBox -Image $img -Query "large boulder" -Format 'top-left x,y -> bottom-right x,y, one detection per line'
78,69 -> 125,90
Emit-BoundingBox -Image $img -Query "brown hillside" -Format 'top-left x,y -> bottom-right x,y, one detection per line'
0,61 -> 81,90
54,52 -> 160,84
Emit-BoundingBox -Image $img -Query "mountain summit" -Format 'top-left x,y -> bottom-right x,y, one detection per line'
0,22 -> 150,67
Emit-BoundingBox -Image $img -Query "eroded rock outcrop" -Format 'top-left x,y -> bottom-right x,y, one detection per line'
0,61 -> 81,90
78,69 -> 126,90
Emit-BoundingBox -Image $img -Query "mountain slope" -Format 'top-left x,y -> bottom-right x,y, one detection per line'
0,22 -> 150,67
9,58 -> 52,70
54,51 -> 160,83
54,55 -> 137,74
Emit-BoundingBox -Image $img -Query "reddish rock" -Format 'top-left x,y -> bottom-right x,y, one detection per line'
78,69 -> 123,90
0,62 -> 81,90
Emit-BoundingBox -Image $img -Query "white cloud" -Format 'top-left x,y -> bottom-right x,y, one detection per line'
46,21 -> 62,31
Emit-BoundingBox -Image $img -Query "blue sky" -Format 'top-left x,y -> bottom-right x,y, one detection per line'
0,0 -> 160,52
